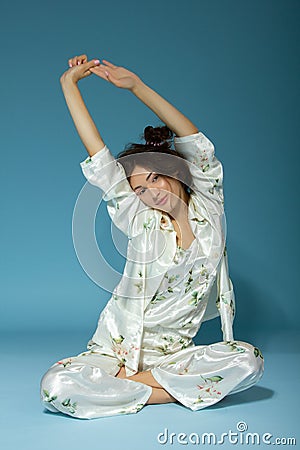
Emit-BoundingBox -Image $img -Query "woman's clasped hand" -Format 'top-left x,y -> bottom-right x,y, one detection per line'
61,54 -> 142,91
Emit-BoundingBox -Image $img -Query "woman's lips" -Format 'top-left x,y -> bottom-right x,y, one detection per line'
157,195 -> 168,205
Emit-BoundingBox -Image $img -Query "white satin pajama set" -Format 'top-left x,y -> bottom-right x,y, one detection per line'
40,131 -> 264,419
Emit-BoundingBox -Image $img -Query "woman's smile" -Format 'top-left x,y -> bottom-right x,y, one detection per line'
156,194 -> 168,206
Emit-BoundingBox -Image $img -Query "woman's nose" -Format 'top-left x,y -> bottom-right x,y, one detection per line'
149,188 -> 160,201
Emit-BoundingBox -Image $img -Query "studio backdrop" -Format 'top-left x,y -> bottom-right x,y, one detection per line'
1,0 -> 299,348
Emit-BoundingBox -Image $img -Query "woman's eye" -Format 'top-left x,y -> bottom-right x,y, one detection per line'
152,175 -> 159,182
137,188 -> 146,196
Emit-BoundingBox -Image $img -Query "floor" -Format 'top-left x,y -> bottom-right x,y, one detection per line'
1,330 -> 299,450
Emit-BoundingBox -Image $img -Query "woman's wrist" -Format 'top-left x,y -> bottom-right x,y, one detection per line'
130,79 -> 148,95
60,73 -> 79,90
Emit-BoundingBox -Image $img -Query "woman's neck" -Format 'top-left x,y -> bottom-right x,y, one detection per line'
169,189 -> 190,223
168,191 -> 195,249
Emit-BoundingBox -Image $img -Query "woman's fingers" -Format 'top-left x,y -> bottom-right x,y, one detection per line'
68,56 -> 117,69
63,57 -> 100,82
69,56 -> 78,67
76,54 -> 88,65
90,64 -> 137,89
67,56 -> 99,69
86,59 -> 101,69
101,59 -> 117,69
80,59 -> 101,78
70,56 -> 77,67
68,54 -> 88,67
90,65 -> 110,79
90,66 -> 117,84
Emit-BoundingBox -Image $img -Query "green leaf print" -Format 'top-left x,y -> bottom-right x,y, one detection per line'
150,293 -> 167,304
143,216 -> 154,231
167,274 -> 180,284
188,291 -> 204,307
191,218 -> 207,225
208,179 -> 220,195
220,296 -> 235,316
118,403 -> 145,414
194,374 -> 223,404
184,269 -> 194,293
254,347 -> 264,359
230,299 -> 235,316
202,164 -> 210,172
43,389 -> 57,404
194,396 -> 204,404
178,338 -> 189,350
163,273 -> 180,292
224,341 -> 246,353
199,264 -> 209,279
220,294 -> 229,304
61,398 -> 77,415
155,335 -> 189,355
135,403 -> 145,412
111,334 -> 125,344
206,376 -> 223,383
182,319 -> 193,328
162,336 -> 174,343
155,344 -> 170,355
134,281 -> 143,293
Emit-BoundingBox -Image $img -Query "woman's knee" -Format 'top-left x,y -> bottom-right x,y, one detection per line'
40,357 -> 74,401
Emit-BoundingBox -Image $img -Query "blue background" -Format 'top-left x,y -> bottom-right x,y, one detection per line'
1,0 -> 299,449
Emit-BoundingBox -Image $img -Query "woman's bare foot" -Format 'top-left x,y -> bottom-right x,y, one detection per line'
115,366 -> 127,379
115,365 -> 177,404
146,387 -> 177,404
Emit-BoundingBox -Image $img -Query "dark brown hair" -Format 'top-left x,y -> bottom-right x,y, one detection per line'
117,125 -> 193,194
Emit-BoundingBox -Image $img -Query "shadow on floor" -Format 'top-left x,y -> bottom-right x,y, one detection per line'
210,385 -> 274,409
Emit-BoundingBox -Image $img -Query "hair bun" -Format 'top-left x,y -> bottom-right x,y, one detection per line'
144,125 -> 173,147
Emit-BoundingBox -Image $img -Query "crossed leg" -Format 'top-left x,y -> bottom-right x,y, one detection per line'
116,366 -> 176,404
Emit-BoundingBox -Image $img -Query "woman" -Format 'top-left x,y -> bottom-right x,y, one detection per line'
40,55 -> 264,419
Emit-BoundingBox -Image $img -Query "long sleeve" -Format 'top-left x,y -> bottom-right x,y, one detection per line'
177,132 -> 235,337
80,146 -> 149,237
216,247 -> 235,341
174,132 -> 224,211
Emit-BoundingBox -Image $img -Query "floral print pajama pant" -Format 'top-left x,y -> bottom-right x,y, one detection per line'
40,340 -> 264,419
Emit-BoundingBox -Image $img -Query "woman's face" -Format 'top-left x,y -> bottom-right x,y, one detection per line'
129,165 -> 188,213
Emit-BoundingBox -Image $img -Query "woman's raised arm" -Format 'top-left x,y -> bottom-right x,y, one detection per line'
60,55 -> 105,156
90,59 -> 199,138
